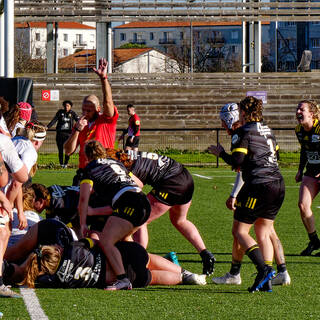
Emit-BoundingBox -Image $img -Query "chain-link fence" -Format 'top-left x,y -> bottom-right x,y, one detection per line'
38,127 -> 299,167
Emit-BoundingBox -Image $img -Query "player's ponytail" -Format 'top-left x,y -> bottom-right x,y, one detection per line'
20,246 -> 61,288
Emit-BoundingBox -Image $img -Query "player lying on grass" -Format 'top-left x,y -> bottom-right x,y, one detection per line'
208,103 -> 290,286
104,148 -> 215,276
3,219 -> 206,289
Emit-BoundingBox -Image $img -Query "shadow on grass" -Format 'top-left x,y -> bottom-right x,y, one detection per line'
138,286 -> 248,294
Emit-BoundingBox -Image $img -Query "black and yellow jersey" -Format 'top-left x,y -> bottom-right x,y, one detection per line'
295,119 -> 320,176
228,122 -> 282,184
81,158 -> 137,206
131,151 -> 183,186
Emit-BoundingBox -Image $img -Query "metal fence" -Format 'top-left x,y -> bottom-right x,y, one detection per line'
39,127 -> 300,167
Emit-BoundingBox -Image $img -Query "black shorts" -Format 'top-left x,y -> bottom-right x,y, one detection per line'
112,191 -> 151,227
150,167 -> 194,206
234,178 -> 285,224
37,219 -> 75,247
125,136 -> 140,148
116,241 -> 151,288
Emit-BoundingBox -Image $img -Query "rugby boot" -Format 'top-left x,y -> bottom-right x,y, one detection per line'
300,240 -> 320,256
212,272 -> 242,285
248,266 -> 275,293
271,270 -> 291,286
104,278 -> 132,291
200,249 -> 216,275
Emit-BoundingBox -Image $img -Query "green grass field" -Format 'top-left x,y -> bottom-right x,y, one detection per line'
2,167 -> 320,320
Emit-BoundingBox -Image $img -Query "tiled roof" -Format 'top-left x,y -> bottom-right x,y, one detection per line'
59,48 -> 154,69
15,22 -> 95,29
115,21 -> 270,29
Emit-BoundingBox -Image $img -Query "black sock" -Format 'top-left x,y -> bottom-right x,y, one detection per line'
308,231 -> 320,243
0,276 -> 3,286
116,274 -> 127,280
246,245 -> 265,271
230,261 -> 242,275
277,263 -> 287,273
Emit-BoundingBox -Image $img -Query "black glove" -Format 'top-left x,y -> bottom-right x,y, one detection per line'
200,249 -> 216,275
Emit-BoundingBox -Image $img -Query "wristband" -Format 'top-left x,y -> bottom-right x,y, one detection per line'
75,127 -> 81,132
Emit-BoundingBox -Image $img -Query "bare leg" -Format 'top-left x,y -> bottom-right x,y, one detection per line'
231,220 -> 245,262
169,201 -> 206,253
270,225 -> 285,265
150,270 -> 181,285
99,216 -> 134,276
0,223 -> 10,279
298,176 -> 320,234
254,218 -> 274,263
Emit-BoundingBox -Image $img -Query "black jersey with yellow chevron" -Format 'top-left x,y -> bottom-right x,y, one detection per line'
295,119 -> 320,176
130,151 -> 183,186
82,158 -> 137,206
231,122 -> 282,184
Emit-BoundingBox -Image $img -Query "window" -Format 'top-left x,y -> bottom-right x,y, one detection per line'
150,32 -> 154,41
312,38 -> 320,48
35,48 -> 41,56
35,33 -> 40,41
231,31 -> 238,40
120,33 -> 126,41
63,34 -> 68,42
63,48 -> 68,56
133,33 -> 137,42
180,32 -> 184,40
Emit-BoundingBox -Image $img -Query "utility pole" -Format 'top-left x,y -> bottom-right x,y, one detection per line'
4,0 -> 14,77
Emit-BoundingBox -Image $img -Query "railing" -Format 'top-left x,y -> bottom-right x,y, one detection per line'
159,38 -> 176,45
39,127 -> 299,167
14,0 -> 320,23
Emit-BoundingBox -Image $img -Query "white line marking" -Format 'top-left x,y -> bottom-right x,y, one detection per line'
20,288 -> 48,320
192,174 -> 213,180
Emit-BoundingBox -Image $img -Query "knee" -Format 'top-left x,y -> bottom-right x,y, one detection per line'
298,200 -> 310,215
0,227 -> 10,242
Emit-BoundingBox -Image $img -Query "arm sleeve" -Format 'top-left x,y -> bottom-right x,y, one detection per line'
47,112 -> 59,129
230,171 -> 244,198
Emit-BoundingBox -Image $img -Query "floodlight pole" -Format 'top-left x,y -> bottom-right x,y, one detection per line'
4,0 -> 14,77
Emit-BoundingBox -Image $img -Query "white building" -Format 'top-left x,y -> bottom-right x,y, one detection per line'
15,22 -> 96,59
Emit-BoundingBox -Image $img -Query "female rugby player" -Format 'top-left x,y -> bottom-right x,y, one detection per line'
104,148 -> 215,276
295,100 -> 320,256
210,96 -> 285,292
209,102 -> 290,287
78,140 -> 151,290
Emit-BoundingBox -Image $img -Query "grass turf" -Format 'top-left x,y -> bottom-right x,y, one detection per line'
1,167 -> 320,319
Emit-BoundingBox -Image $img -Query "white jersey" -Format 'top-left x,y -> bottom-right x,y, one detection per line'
0,117 -> 9,134
7,209 -> 42,247
12,136 -> 38,173
0,134 -> 24,174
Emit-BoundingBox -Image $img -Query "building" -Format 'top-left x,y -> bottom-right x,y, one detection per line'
114,21 -> 271,72
58,48 -> 180,73
15,22 -> 96,59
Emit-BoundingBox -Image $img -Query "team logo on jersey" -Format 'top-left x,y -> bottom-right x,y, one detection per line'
311,135 -> 320,143
232,134 -> 239,145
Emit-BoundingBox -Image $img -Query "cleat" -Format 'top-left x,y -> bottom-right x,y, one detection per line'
104,278 -> 132,291
261,279 -> 272,292
271,270 -> 291,286
200,249 -> 216,275
164,252 -> 180,266
0,284 -> 22,298
212,272 -> 242,285
300,241 -> 320,256
182,270 -> 207,285
248,266 -> 275,293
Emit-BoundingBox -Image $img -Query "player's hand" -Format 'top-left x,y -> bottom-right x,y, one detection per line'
207,144 -> 224,157
93,58 -> 108,79
226,196 -> 236,211
75,116 -> 88,131
130,137 -> 134,143
200,249 -> 216,275
80,224 -> 89,238
295,170 -> 302,183
17,211 -> 28,230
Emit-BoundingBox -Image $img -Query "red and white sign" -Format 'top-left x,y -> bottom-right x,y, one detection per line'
41,90 -> 60,101
41,90 -> 51,101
